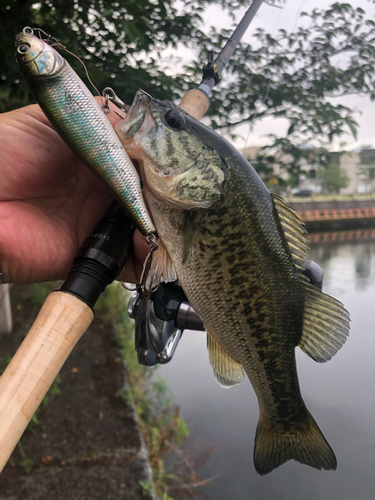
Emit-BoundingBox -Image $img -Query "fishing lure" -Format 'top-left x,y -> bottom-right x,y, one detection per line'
15,27 -> 155,237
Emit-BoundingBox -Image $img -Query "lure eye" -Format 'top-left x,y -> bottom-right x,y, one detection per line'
163,110 -> 185,130
17,44 -> 30,54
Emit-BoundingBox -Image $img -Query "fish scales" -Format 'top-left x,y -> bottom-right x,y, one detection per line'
15,31 -> 154,236
116,90 -> 350,475
154,167 -> 305,423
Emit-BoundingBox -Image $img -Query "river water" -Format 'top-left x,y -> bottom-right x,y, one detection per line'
158,229 -> 375,499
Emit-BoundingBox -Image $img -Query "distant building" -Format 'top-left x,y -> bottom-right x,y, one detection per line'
340,152 -> 358,194
241,145 -> 375,195
357,149 -> 375,194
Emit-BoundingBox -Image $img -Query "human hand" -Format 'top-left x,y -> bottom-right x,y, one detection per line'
0,103 -> 149,284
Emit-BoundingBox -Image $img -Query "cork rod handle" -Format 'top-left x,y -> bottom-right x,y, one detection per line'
179,88 -> 209,121
0,291 -> 94,472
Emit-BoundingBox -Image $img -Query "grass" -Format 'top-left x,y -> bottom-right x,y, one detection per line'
8,281 -> 212,497
96,282 -> 213,499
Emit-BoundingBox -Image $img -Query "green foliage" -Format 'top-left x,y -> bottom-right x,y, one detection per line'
203,3 -> 375,132
17,442 -> 35,475
96,283 -> 190,498
26,374 -> 62,434
140,480 -> 158,498
319,163 -> 350,193
96,283 -> 211,499
3,1 -> 375,176
193,2 -> 375,170
0,357 -> 12,375
1,0 -> 250,113
22,282 -> 57,308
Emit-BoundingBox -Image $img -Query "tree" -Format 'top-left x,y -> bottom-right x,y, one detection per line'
2,1 -> 375,178
192,2 -> 375,176
1,0 -> 226,112
319,163 -> 350,193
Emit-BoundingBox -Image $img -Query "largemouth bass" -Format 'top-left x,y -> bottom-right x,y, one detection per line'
15,29 -> 155,236
116,90 -> 350,475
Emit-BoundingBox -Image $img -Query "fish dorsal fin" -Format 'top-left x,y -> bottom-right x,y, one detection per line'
271,193 -> 351,361
145,238 -> 177,290
207,331 -> 244,388
299,282 -> 350,362
271,193 -> 309,269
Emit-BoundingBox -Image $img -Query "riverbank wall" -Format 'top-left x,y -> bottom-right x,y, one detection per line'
290,198 -> 375,231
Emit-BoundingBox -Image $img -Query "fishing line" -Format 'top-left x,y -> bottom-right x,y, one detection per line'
23,26 -> 115,114
242,0 -> 306,153
292,0 -> 307,34
56,46 -> 103,102
58,47 -> 126,119
242,2 -> 283,152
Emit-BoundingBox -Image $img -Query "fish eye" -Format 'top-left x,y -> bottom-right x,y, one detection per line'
17,44 -> 30,54
163,110 -> 185,130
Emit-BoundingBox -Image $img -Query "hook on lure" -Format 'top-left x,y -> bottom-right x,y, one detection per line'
121,234 -> 159,295
22,26 -> 65,49
102,87 -> 128,119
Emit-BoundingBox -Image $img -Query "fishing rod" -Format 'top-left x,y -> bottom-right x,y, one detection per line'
180,0 -> 265,119
0,0 -> 269,471
0,202 -> 136,470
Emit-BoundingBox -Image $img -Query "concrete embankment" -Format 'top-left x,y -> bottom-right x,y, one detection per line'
290,198 -> 375,231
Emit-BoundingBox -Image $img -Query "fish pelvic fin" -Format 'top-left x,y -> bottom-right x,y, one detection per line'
253,410 -> 337,475
299,282 -> 350,362
207,331 -> 244,388
145,237 -> 177,290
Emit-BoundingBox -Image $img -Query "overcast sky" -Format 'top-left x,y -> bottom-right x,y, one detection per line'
174,0 -> 375,152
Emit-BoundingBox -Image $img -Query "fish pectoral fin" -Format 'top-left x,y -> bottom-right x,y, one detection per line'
145,238 -> 177,290
207,331 -> 244,388
254,409 -> 337,475
181,211 -> 195,265
298,282 -> 350,362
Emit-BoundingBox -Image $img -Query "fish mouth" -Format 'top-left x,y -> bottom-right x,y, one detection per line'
121,90 -> 154,139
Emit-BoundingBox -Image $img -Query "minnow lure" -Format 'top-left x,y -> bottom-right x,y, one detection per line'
15,28 -> 155,236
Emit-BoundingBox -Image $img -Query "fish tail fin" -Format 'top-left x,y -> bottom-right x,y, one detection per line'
253,410 -> 337,475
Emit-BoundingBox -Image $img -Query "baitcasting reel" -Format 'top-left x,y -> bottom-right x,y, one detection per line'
128,260 -> 324,367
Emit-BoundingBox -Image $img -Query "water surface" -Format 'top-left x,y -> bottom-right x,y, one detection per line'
159,230 -> 375,499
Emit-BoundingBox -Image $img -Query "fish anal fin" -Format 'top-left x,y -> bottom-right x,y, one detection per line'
145,238 -> 177,290
299,282 -> 350,362
207,331 -> 244,388
254,409 -> 337,475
